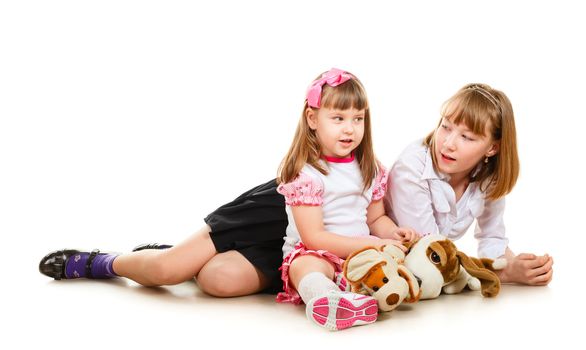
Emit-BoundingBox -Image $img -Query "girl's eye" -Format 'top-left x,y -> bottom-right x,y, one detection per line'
354,117 -> 364,122
462,134 -> 474,141
441,124 -> 449,130
333,116 -> 343,121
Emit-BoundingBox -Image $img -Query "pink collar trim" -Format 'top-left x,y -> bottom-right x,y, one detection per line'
322,152 -> 355,163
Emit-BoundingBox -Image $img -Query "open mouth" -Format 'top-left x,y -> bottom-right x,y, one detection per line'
441,153 -> 456,161
340,139 -> 353,145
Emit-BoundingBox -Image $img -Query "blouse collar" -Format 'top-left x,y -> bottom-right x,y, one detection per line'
422,146 -> 449,181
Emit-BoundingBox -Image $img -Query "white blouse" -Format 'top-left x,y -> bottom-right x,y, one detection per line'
384,140 -> 509,259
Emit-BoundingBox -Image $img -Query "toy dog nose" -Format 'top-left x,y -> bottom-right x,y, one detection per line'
386,293 -> 399,306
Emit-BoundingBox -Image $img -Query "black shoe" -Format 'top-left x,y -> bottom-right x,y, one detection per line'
132,243 -> 173,252
39,249 -> 102,280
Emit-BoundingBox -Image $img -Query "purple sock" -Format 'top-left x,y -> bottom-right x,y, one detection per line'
64,252 -> 119,279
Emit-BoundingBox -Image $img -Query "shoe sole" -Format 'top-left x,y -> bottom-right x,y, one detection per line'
132,243 -> 173,252
307,294 -> 378,331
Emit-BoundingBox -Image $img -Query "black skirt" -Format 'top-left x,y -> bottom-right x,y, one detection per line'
204,179 -> 287,294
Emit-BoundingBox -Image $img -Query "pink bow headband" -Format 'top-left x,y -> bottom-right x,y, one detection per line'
306,68 -> 353,108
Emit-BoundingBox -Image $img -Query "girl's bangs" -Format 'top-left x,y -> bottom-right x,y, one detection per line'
319,80 -> 368,111
442,93 -> 496,136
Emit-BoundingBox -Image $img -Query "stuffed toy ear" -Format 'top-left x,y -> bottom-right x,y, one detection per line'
381,244 -> 406,261
476,257 -> 507,271
343,247 -> 386,285
455,251 -> 501,297
397,265 -> 421,303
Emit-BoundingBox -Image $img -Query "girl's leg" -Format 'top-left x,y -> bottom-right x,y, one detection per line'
113,225 -> 216,286
288,255 -> 377,331
288,255 -> 337,303
289,255 -> 335,291
197,250 -> 269,297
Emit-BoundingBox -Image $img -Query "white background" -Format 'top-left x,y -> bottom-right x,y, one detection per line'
1,1 -> 584,349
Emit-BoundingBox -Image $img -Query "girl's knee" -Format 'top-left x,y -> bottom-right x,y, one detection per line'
289,255 -> 334,277
197,263 -> 264,297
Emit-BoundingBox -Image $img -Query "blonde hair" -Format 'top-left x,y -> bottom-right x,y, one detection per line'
277,72 -> 378,191
424,83 -> 519,200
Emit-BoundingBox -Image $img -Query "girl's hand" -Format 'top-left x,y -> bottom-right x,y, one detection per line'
388,227 -> 419,244
499,253 -> 554,285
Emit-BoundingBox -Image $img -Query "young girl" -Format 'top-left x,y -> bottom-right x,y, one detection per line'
385,83 -> 553,286
274,68 -> 417,331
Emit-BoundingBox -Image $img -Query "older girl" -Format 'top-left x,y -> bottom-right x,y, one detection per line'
385,83 -> 553,286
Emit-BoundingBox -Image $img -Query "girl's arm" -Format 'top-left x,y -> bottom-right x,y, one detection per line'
292,205 -> 405,259
366,199 -> 418,243
475,193 -> 553,286
474,197 -> 509,258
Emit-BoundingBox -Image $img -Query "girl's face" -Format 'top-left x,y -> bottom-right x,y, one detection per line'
306,107 -> 366,158
434,117 -> 499,178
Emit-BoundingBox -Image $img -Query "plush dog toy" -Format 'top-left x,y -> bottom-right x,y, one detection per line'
404,234 -> 507,299
343,244 -> 421,312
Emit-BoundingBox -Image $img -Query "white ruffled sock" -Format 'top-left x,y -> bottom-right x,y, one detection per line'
297,272 -> 339,304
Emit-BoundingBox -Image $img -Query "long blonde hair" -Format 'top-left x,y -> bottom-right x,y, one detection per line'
424,83 -> 519,200
277,72 -> 378,191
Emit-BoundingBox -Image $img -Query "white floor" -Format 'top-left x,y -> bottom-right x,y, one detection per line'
5,182 -> 583,350
6,245 -> 578,350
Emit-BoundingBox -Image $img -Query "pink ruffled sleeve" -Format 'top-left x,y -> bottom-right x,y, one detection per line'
277,173 -> 324,206
371,163 -> 389,201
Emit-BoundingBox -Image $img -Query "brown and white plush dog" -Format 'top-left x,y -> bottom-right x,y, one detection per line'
404,234 -> 507,299
343,244 -> 421,312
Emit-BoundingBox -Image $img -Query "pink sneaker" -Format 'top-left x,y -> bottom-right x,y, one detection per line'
334,272 -> 350,292
306,291 -> 378,331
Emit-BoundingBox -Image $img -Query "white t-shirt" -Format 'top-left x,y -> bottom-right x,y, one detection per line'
277,155 -> 387,257
384,140 -> 508,258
